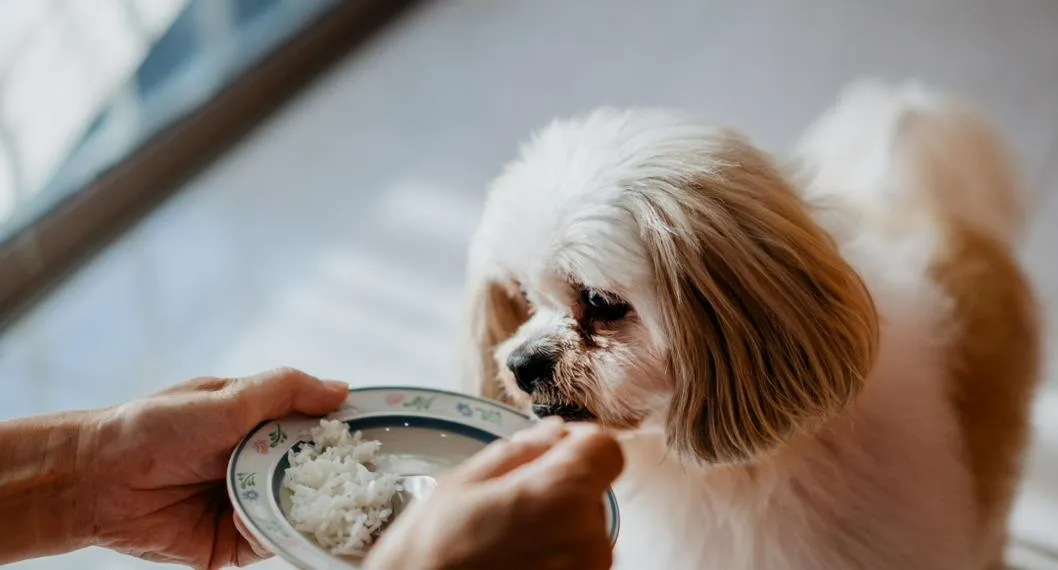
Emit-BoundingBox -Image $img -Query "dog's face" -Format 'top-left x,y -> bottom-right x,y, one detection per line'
488,234 -> 668,428
466,109 -> 879,464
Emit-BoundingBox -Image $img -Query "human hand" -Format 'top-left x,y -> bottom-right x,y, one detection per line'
82,369 -> 348,569
364,418 -> 624,570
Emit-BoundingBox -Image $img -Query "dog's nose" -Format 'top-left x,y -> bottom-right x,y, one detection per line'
506,346 -> 555,393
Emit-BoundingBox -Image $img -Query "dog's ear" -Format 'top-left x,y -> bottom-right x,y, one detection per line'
460,278 -> 530,404
631,142 -> 879,465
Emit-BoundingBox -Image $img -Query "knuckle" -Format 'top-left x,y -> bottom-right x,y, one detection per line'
508,479 -> 536,504
584,430 -> 621,455
529,480 -> 570,512
226,376 -> 255,397
270,367 -> 309,383
579,431 -> 624,470
244,367 -> 315,396
509,481 -> 547,514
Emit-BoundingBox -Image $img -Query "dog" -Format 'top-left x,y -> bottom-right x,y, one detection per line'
461,80 -> 1041,569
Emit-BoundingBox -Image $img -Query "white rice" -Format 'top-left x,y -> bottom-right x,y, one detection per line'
283,420 -> 400,555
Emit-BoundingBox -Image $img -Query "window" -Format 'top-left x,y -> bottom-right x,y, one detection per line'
0,0 -> 340,242
0,0 -> 404,321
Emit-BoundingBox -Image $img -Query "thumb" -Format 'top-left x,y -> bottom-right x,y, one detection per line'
227,368 -> 349,431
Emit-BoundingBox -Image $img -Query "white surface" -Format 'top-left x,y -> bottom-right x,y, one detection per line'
2,0 -> 1057,567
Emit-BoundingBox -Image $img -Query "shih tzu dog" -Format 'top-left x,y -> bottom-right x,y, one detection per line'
461,80 -> 1041,569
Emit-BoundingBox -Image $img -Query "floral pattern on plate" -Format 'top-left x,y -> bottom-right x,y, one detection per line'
226,386 -> 619,570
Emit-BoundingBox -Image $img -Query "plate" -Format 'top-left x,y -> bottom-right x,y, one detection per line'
227,386 -> 621,569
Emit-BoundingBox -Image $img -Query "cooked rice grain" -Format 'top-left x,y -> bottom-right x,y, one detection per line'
283,420 -> 399,555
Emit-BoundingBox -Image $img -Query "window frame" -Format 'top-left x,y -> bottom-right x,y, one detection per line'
0,0 -> 420,328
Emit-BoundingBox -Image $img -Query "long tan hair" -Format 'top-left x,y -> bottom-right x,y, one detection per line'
627,134 -> 880,464
460,279 -> 529,404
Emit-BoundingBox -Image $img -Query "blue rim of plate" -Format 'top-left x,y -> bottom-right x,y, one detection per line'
227,386 -> 620,569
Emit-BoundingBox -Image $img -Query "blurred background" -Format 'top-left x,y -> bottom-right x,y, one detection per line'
0,0 -> 1056,568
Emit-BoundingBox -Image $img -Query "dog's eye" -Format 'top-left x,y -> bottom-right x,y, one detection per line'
581,288 -> 630,321
512,281 -> 530,303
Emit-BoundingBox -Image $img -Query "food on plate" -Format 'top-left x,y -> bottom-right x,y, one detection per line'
283,420 -> 399,555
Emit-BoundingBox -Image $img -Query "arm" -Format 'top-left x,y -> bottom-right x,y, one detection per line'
0,370 -> 349,569
0,411 -> 97,564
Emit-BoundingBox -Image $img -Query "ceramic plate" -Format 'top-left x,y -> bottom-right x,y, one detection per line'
227,386 -> 620,569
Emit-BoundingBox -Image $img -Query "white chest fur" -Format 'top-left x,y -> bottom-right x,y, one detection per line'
611,307 -> 976,570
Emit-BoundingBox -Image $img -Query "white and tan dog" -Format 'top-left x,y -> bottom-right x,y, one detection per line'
462,80 -> 1041,570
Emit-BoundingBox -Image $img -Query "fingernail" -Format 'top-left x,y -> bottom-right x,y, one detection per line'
323,380 -> 349,392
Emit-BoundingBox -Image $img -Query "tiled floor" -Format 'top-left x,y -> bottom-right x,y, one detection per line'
3,0 -> 1058,568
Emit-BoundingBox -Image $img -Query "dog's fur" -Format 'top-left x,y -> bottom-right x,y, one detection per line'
462,80 -> 1041,569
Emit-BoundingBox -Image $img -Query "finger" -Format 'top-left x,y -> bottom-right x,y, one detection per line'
233,513 -> 271,560
508,424 -> 624,490
234,534 -> 270,568
583,536 -> 615,570
227,368 -> 349,431
211,510 -> 270,570
449,417 -> 566,483
538,536 -> 612,570
511,417 -> 570,449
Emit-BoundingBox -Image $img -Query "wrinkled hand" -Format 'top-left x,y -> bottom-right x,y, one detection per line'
364,418 -> 624,570
83,369 -> 348,569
